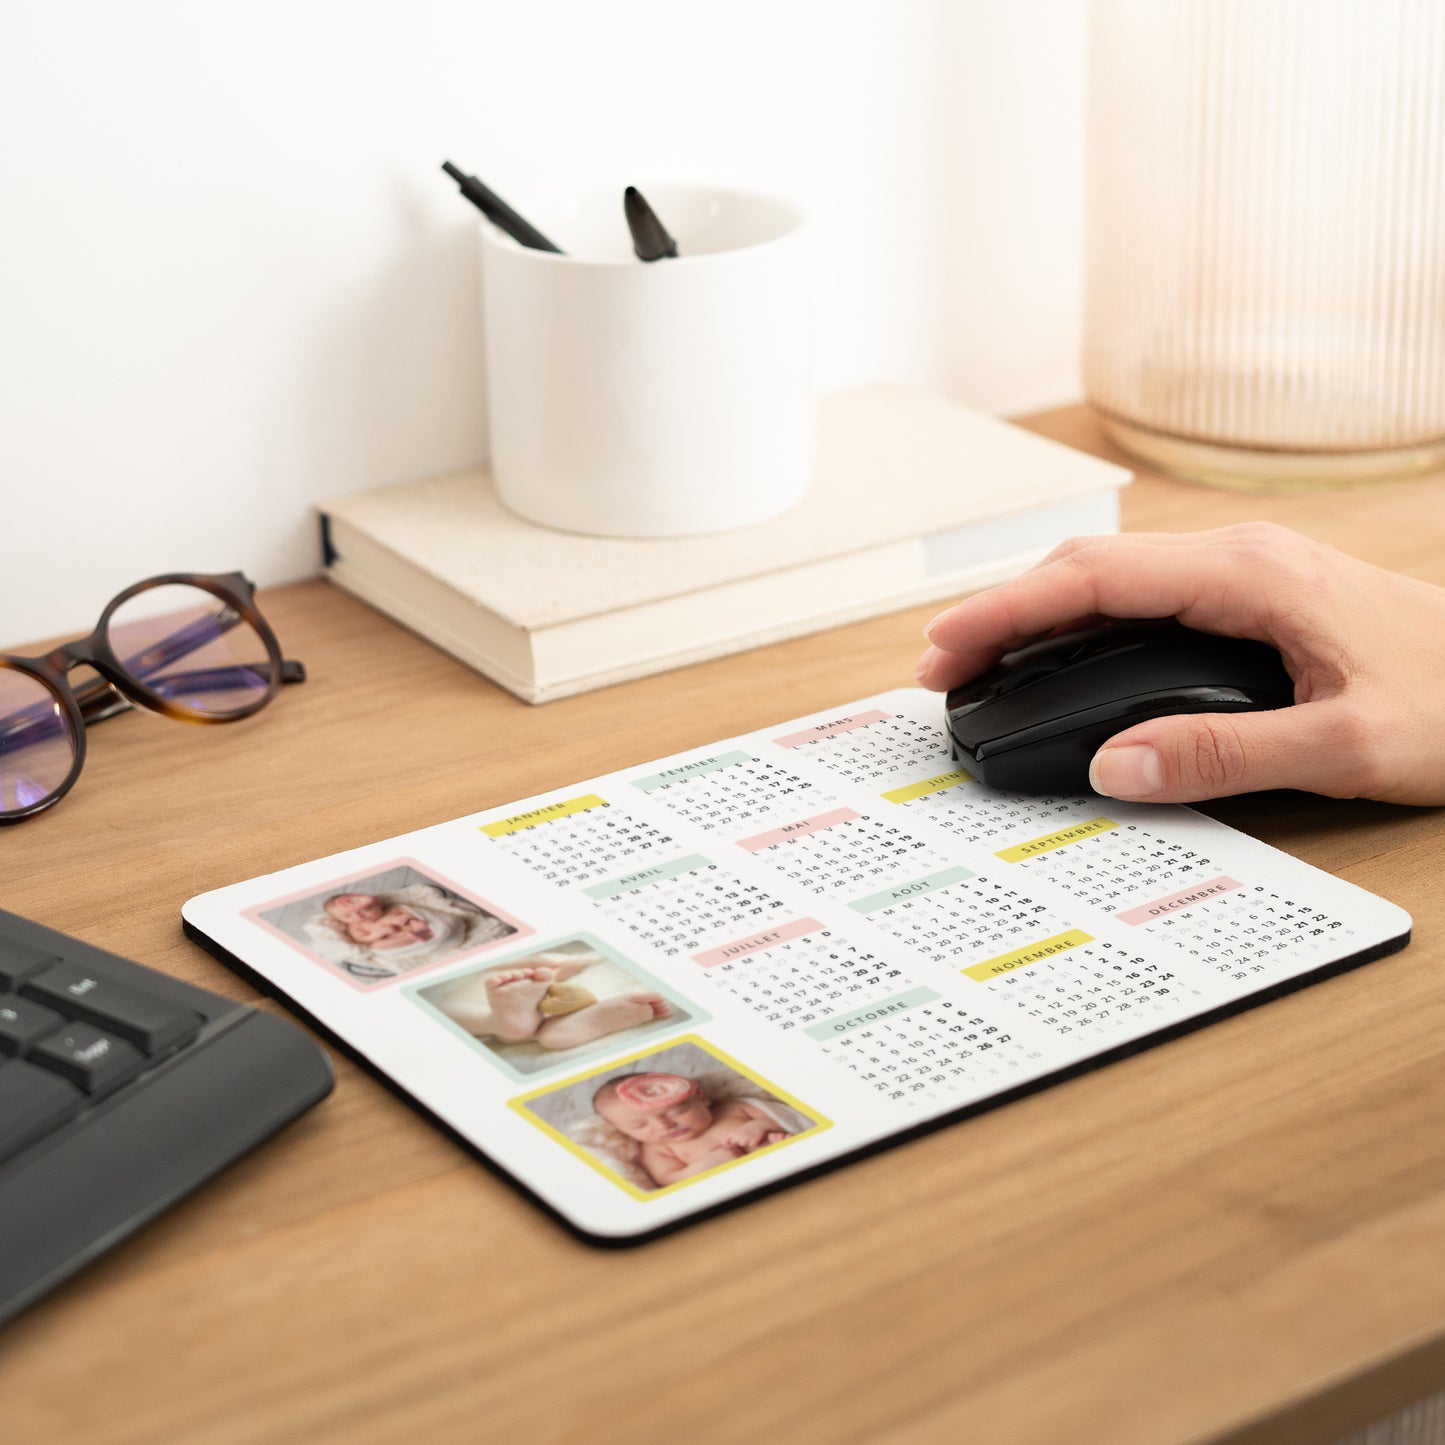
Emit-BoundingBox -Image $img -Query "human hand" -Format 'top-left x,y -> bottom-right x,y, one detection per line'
697,1145 -> 743,1168
724,1120 -> 778,1153
915,523 -> 1445,806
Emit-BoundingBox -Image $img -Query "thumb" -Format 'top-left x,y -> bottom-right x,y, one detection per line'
1087,703 -> 1367,803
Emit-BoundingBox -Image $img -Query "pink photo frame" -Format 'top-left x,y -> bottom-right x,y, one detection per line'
243,856 -> 534,991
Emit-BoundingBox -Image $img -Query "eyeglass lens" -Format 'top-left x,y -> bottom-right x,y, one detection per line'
0,668 -> 77,812
104,583 -> 275,715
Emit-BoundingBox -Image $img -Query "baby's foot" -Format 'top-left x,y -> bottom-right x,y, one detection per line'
537,992 -> 671,1050
485,968 -> 554,1040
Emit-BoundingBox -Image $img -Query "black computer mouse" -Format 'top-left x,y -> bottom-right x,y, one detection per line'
943,618 -> 1295,795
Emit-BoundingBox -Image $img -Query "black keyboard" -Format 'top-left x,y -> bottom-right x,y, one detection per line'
0,907 -> 333,1326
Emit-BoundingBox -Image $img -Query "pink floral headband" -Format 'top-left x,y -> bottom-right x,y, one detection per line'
612,1073 -> 698,1112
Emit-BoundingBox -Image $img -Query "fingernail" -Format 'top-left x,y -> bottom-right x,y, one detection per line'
1089,744 -> 1163,798
914,645 -> 939,681
923,610 -> 953,641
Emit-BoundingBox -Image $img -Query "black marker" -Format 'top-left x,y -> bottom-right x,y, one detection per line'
623,185 -> 679,261
441,161 -> 563,254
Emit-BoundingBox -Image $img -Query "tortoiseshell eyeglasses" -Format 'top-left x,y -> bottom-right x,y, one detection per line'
0,572 -> 304,823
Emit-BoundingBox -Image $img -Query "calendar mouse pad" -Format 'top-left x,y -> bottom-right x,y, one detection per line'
183,688 -> 1411,1242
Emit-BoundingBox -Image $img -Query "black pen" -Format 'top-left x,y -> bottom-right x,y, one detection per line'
441,161 -> 564,254
623,185 -> 678,261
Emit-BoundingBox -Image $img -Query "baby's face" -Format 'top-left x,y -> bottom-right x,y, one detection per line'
350,904 -> 432,950
326,892 -> 383,926
600,1094 -> 714,1144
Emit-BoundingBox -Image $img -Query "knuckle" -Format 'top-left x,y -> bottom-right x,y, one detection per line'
1181,719 -> 1249,790
1223,521 -> 1292,570
1052,535 -> 1119,597
1231,525 -> 1288,569
1217,521 -> 1335,623
1322,705 -> 1371,754
1052,535 -> 1112,570
1220,520 -> 1296,555
1222,520 -> 1323,580
1040,535 -> 1092,564
1322,703 -> 1393,796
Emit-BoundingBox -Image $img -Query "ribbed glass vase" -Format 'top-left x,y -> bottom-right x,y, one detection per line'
1084,0 -> 1445,490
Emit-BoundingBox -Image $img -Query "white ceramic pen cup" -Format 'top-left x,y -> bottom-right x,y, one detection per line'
479,183 -> 814,537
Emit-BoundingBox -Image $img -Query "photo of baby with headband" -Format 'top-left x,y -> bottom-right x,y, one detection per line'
593,1071 -> 793,1189
519,1039 -> 823,1194
249,860 -> 530,986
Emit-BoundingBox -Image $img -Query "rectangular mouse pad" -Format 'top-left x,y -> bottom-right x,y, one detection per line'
183,687 -> 1411,1243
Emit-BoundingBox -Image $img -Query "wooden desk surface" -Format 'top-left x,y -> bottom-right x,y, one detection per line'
7,407 -> 1445,1445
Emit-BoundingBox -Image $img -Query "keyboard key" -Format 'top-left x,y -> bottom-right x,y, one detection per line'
0,905 -> 334,1332
0,995 -> 63,1057
20,960 -> 203,1055
0,1059 -> 84,1161
0,938 -> 59,991
29,1025 -> 145,1096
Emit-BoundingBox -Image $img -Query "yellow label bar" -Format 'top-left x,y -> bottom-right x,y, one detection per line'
479,793 -> 607,837
963,928 -> 1094,981
995,817 -> 1117,863
881,768 -> 973,804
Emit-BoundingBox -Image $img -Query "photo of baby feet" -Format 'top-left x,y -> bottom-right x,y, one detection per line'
414,937 -> 702,1080
484,966 -> 559,1041
536,993 -> 672,1050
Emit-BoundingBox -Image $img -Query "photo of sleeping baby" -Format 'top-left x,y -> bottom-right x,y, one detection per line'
248,860 -> 529,987
518,1038 -> 824,1195
410,935 -> 700,1080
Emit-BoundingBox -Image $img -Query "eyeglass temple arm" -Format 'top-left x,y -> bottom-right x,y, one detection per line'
76,660 -> 307,726
115,606 -> 253,681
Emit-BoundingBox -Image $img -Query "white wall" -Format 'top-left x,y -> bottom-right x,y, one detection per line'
0,0 -> 1086,644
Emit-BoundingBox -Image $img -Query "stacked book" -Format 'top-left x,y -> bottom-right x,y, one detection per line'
319,385 -> 1131,703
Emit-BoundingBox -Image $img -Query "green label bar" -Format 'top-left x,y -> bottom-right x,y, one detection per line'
848,866 -> 977,915
630,751 -> 754,792
582,854 -> 712,899
804,987 -> 941,1040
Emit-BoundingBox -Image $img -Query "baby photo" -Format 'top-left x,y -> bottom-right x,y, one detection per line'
410,935 -> 701,1080
247,859 -> 530,987
516,1038 -> 826,1197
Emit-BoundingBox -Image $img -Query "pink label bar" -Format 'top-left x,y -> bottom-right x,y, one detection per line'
1116,875 -> 1242,925
772,709 -> 890,748
692,917 -> 825,969
736,807 -> 861,852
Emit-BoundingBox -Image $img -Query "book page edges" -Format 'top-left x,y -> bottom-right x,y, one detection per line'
322,490 -> 1120,704
318,387 -> 1132,631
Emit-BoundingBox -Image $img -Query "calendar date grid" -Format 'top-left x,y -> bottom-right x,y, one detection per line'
1138,884 -> 1358,986
814,996 -> 1050,1109
583,854 -> 798,962
766,709 -> 955,791
981,935 -> 1213,1047
628,750 -> 842,837
479,796 -> 686,890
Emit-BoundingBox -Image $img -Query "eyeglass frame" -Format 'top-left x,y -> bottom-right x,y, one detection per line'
0,571 -> 301,824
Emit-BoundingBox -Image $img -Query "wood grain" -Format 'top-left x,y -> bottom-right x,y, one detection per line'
5,405 -> 1445,1445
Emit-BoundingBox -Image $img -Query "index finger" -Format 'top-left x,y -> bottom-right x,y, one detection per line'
916,529 -> 1300,689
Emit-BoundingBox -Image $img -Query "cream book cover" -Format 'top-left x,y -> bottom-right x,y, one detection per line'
319,386 -> 1132,702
